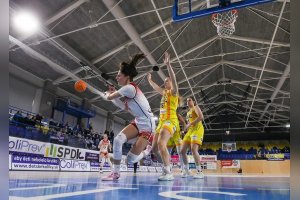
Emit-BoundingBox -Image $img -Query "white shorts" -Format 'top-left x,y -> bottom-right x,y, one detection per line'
130,117 -> 156,142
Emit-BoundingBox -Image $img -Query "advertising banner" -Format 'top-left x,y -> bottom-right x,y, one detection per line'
201,161 -> 217,170
11,155 -> 59,171
90,162 -> 110,172
141,154 -> 152,166
85,152 -> 99,162
221,160 -> 241,168
45,144 -> 86,160
9,136 -> 46,156
200,155 -> 217,162
200,155 -> 217,170
171,155 -> 179,164
148,166 -> 156,172
139,166 -> 148,172
120,164 -> 128,172
60,159 -> 90,171
9,154 -> 11,170
266,153 -> 285,161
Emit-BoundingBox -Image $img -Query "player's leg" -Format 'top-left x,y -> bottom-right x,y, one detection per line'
190,127 -> 204,179
102,124 -> 138,181
157,126 -> 173,181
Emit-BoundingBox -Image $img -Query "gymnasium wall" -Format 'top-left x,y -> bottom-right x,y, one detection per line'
90,113 -> 107,133
9,75 -> 37,112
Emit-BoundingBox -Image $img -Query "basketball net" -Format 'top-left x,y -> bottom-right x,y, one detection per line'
227,146 -> 232,153
212,10 -> 238,37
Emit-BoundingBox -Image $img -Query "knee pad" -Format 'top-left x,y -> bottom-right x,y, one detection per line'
113,132 -> 127,160
127,151 -> 140,164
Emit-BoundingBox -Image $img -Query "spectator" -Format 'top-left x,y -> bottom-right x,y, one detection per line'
109,130 -> 114,143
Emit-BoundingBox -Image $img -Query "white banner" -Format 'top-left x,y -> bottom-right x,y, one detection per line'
11,155 -> 59,171
9,154 -> 11,170
120,164 -> 128,172
140,166 -> 148,172
200,155 -> 217,162
45,143 -> 99,161
155,167 -> 162,173
60,159 -> 90,171
201,161 -> 217,170
9,136 -> 100,161
9,136 -> 47,155
148,166 -> 156,172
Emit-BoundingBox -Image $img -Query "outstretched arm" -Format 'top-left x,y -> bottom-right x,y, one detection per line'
147,73 -> 164,95
164,52 -> 178,96
104,85 -> 125,110
186,105 -> 204,130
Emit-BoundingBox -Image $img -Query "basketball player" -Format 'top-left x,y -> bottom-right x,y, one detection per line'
98,134 -> 112,173
180,97 -> 205,179
147,52 -> 180,181
102,54 -> 155,181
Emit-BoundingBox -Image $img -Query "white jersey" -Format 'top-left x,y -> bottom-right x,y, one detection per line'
111,82 -> 155,133
99,139 -> 110,153
113,83 -> 154,119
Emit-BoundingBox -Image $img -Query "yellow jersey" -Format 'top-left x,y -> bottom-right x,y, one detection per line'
159,90 -> 178,120
186,106 -> 203,128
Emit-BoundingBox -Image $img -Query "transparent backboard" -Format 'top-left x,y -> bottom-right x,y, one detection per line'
173,0 -> 275,22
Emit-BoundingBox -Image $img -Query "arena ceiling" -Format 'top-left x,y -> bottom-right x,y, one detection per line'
9,0 -> 290,137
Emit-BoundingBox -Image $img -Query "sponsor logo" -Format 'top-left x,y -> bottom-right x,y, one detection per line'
60,159 -> 90,171
45,144 -> 84,160
9,138 -> 46,154
192,135 -> 198,140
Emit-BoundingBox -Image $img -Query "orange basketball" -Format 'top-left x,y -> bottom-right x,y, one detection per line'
74,80 -> 87,92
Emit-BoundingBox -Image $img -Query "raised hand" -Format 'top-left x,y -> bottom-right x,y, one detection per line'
108,85 -> 116,93
163,52 -> 170,65
147,73 -> 152,82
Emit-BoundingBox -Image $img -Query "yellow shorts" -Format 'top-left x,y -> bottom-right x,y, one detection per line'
156,118 -> 179,135
156,119 -> 182,147
183,125 -> 204,145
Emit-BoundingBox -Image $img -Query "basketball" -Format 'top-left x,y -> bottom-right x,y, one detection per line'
74,80 -> 87,92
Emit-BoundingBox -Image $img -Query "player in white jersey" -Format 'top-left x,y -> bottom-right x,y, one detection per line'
98,134 -> 112,173
102,54 -> 155,181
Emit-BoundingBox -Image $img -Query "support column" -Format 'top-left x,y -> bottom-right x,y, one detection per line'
39,80 -> 58,118
31,88 -> 43,114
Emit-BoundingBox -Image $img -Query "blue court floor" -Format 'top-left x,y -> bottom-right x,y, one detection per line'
9,171 -> 290,200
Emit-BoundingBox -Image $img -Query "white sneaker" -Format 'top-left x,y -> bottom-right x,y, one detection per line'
158,173 -> 174,181
181,169 -> 190,178
193,171 -> 204,179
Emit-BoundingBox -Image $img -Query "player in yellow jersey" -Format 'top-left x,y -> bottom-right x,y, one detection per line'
147,52 -> 179,181
180,97 -> 205,179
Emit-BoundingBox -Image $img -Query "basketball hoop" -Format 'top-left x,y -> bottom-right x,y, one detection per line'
212,10 -> 238,37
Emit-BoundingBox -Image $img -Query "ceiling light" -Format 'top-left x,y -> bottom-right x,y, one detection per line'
13,11 -> 40,35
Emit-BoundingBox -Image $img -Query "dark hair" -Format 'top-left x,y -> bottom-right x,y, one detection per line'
120,53 -> 145,81
188,97 -> 195,103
